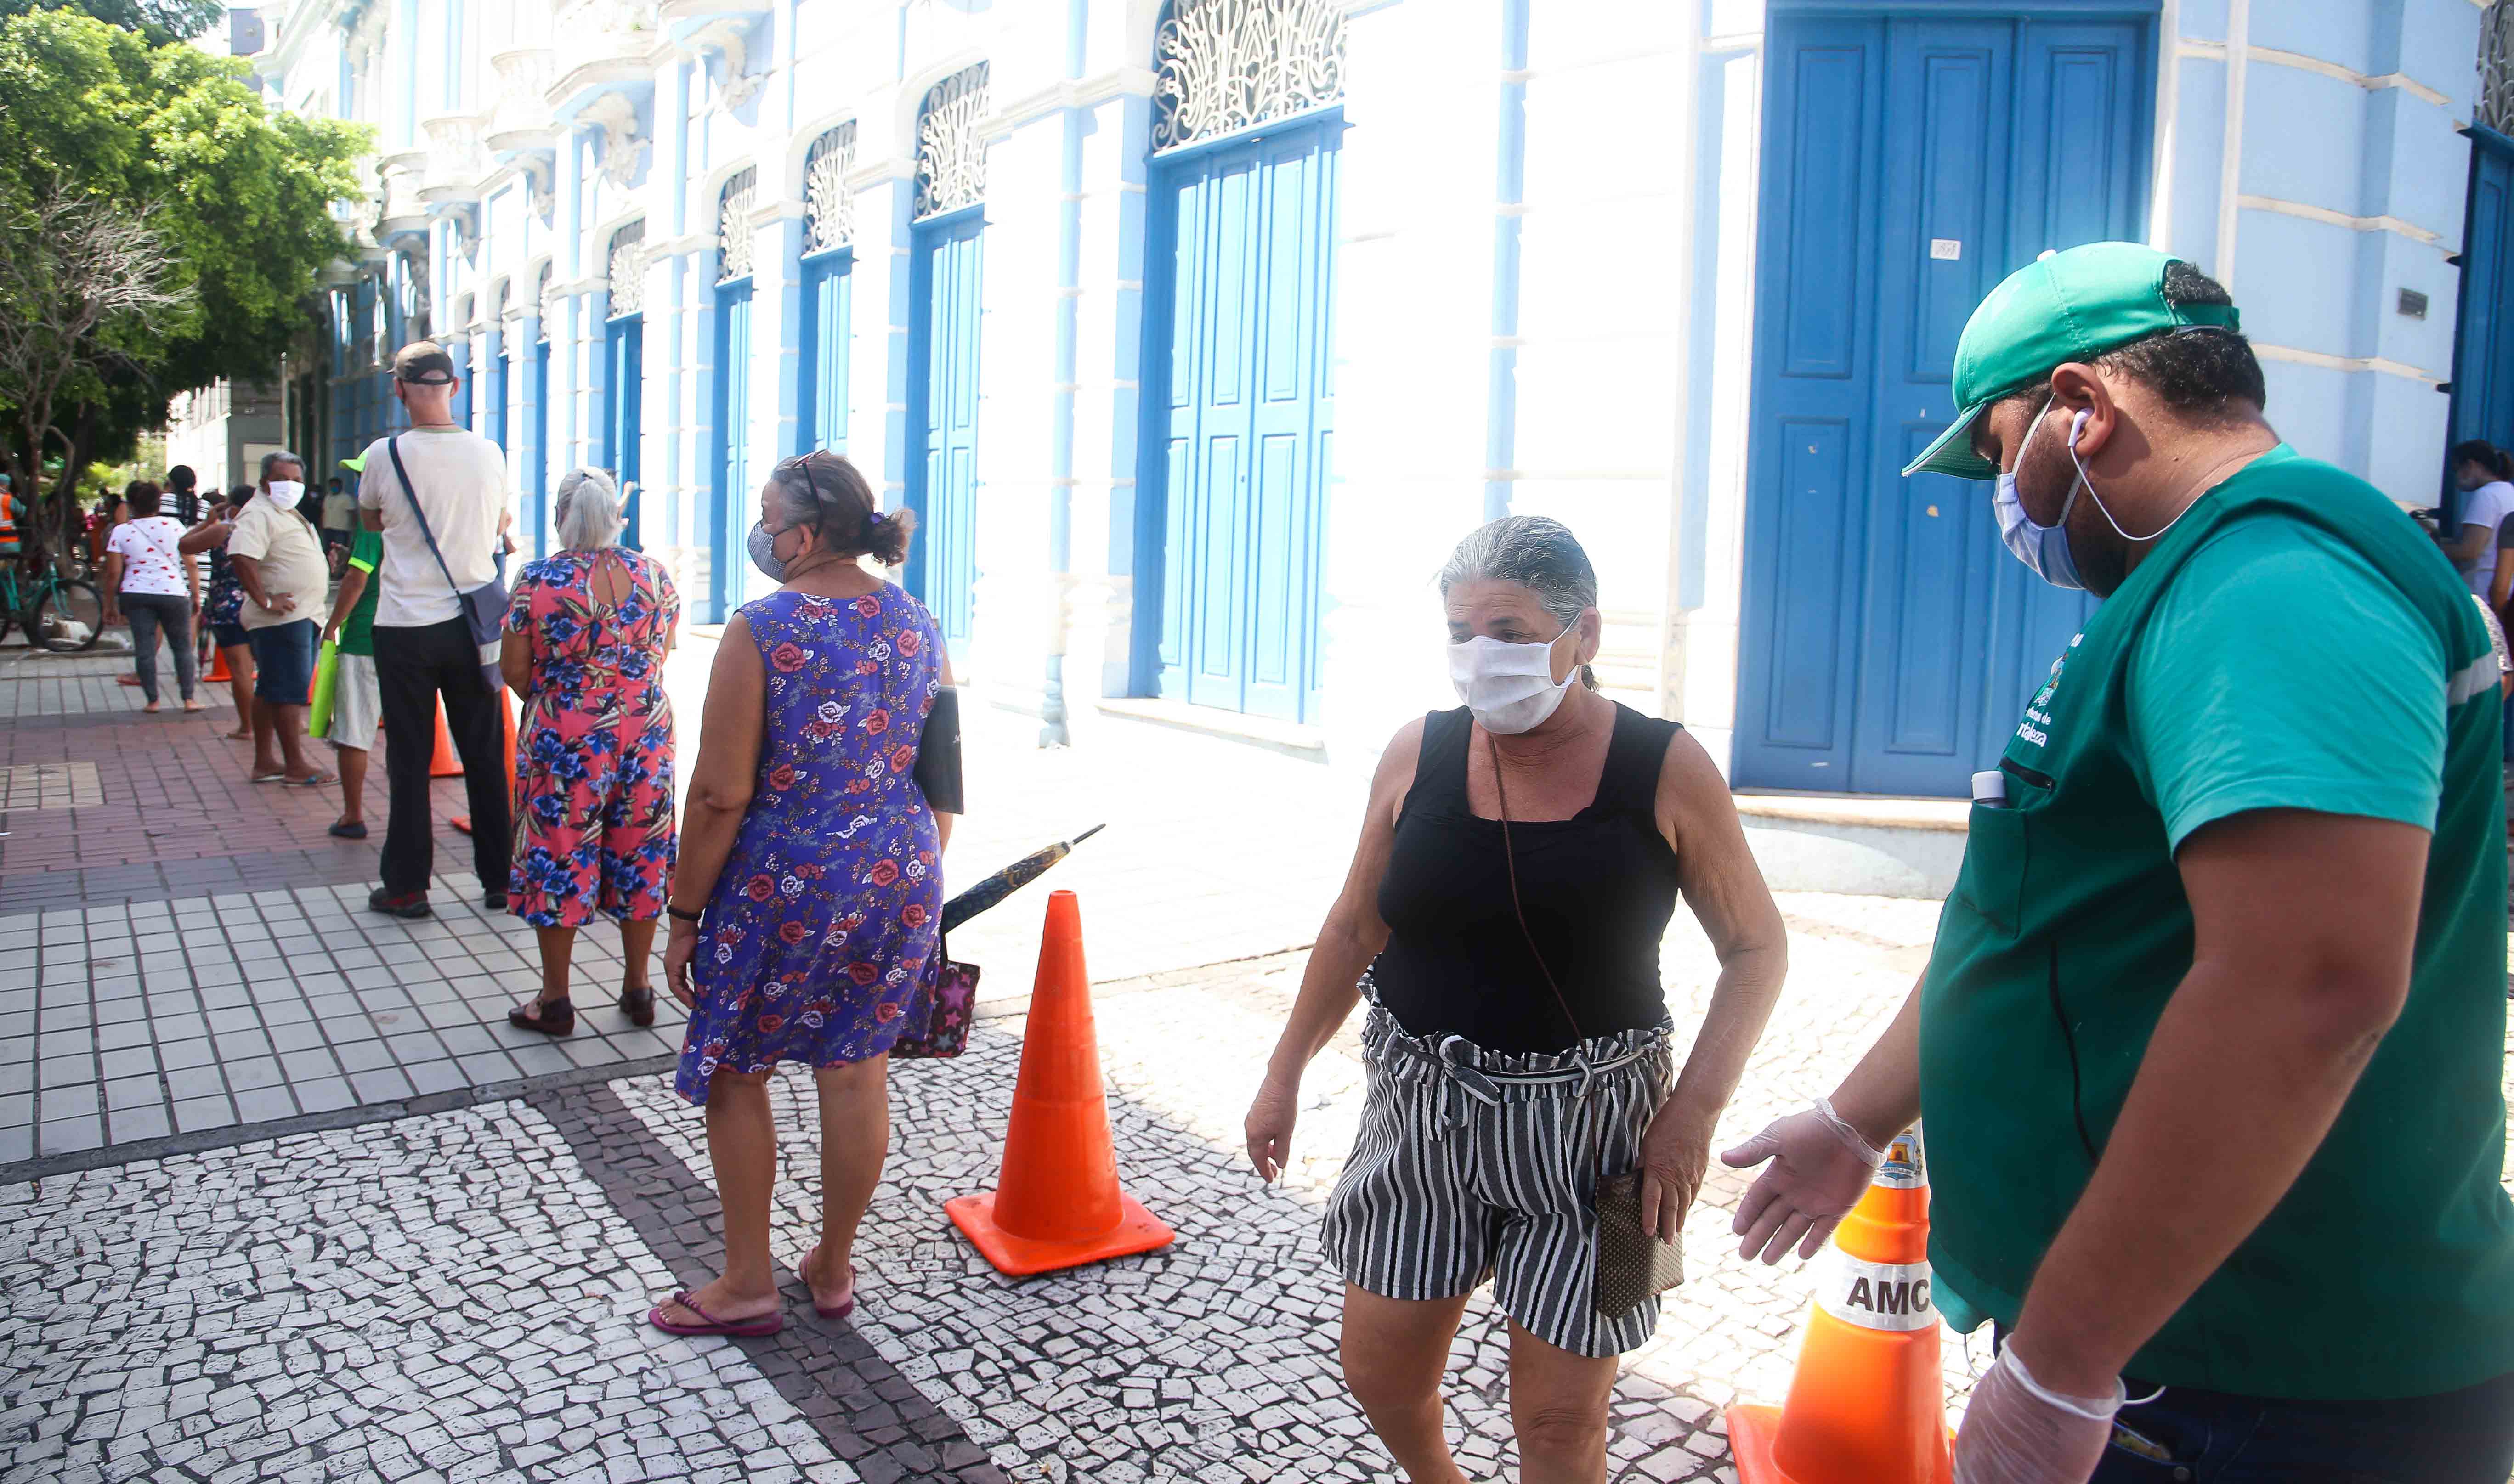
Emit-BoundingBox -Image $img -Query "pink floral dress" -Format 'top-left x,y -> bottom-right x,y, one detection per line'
676,586 -> 946,1104
503,549 -> 681,928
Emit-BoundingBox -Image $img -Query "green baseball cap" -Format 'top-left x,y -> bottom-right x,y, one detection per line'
1902,242 -> 2242,481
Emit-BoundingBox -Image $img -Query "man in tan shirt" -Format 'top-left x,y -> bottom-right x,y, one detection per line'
227,449 -> 332,787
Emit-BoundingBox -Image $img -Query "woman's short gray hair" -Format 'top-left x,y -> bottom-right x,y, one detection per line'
259,449 -> 305,484
1437,515 -> 1599,629
553,467 -> 624,550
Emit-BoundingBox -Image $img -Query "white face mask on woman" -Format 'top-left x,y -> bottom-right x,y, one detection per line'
1448,621 -> 1576,734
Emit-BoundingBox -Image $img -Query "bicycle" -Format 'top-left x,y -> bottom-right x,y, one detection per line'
0,553 -> 106,652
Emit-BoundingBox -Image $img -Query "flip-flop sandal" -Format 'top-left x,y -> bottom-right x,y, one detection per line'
285,773 -> 338,788
252,772 -> 288,784
799,1245 -> 857,1321
646,1291 -> 782,1338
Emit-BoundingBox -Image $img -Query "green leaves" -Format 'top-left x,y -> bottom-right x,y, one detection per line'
0,8 -> 370,448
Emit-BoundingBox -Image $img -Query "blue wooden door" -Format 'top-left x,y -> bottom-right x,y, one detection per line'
907,209 -> 982,650
483,333 -> 506,451
2454,127 -> 2514,480
605,313 -> 643,552
1144,118 -> 1340,723
714,279 -> 758,617
527,336 -> 549,558
800,250 -> 851,455
1735,13 -> 2149,797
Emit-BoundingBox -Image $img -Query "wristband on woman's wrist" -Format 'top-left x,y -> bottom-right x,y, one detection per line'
667,904 -> 704,924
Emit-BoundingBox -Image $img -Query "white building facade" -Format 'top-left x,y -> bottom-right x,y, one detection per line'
255,0 -> 2514,797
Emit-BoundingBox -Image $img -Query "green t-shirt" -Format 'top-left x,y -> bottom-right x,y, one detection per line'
338,530 -> 384,656
1921,447 -> 2514,1399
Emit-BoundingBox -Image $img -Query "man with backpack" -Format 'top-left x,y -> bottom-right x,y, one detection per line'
358,341 -> 513,919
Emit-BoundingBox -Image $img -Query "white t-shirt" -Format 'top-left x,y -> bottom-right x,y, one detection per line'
2458,480 -> 2514,598
105,516 -> 190,598
357,428 -> 508,629
226,500 -> 332,631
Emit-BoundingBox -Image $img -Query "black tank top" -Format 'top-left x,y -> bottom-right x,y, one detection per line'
1371,703 -> 1685,1054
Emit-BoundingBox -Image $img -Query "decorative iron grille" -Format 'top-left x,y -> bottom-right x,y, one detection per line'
608,220 -> 646,318
805,123 -> 858,252
1152,0 -> 1345,152
718,167 -> 757,282
2483,0 -> 2513,135
913,63 -> 989,221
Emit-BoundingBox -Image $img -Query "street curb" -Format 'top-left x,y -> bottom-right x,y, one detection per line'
0,1051 -> 679,1187
0,948 -> 1317,1189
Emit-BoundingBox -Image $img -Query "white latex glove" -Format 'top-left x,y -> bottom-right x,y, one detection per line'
1719,1099 -> 1887,1263
1953,1343 -> 2123,1484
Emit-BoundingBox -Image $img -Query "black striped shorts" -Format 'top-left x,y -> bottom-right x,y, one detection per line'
1319,1002 -> 1675,1358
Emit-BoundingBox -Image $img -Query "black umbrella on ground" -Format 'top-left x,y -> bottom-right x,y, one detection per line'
940,824 -> 1105,933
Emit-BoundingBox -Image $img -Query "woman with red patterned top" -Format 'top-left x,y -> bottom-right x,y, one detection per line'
651,450 -> 958,1339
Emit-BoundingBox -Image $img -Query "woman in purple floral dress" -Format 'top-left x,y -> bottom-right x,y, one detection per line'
653,451 -> 957,1339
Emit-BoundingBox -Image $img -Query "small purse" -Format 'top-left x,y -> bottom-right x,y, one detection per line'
1485,733 -> 1686,1318
890,936 -> 978,1060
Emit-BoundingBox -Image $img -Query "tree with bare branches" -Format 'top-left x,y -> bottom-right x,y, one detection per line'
0,183 -> 196,563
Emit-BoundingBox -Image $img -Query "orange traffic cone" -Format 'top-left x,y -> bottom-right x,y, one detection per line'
429,701 -> 463,778
205,645 -> 232,683
451,696 -> 517,837
946,890 -> 1176,1276
1728,1127 -> 1953,1484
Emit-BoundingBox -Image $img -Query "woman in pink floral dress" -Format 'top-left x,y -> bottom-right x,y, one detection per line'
651,451 -> 957,1339
500,468 -> 680,1037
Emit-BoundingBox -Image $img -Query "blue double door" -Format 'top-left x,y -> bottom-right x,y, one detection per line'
606,312 -> 644,553
2453,126 -> 2514,492
714,279 -> 760,617
1142,118 -> 1340,723
908,210 -> 982,653
1734,11 -> 2151,797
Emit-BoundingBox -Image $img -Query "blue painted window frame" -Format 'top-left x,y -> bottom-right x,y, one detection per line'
798,248 -> 852,456
711,274 -> 756,620
604,311 -> 643,552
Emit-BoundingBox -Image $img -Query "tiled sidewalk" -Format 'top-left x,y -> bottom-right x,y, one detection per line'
6,879 -> 685,1161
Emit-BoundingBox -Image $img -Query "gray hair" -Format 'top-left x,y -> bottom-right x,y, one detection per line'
1437,515 -> 1599,628
1438,515 -> 1601,688
553,467 -> 625,551
259,448 -> 305,484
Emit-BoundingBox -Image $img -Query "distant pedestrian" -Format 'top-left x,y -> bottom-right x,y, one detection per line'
100,481 -> 204,714
0,473 -> 19,562
321,474 -> 356,571
501,468 -> 681,1036
2440,440 -> 2514,600
164,465 -> 202,526
651,451 -> 957,1338
359,340 -> 513,919
1244,515 -> 1788,1483
226,451 -> 332,787
184,487 -> 259,741
317,518 -> 387,840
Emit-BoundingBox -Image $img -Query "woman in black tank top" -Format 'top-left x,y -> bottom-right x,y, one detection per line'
1244,516 -> 1789,1483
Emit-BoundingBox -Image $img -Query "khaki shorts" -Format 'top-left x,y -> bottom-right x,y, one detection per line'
329,651 -> 382,752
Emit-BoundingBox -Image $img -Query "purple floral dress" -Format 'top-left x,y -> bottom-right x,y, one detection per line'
676,587 -> 946,1104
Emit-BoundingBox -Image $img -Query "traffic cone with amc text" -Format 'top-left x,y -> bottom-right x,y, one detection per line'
429,700 -> 462,778
206,645 -> 232,684
1727,1127 -> 1953,1484
946,890 -> 1176,1276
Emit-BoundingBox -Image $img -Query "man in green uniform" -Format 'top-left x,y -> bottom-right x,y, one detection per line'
1722,244 -> 2514,1482
318,524 -> 385,841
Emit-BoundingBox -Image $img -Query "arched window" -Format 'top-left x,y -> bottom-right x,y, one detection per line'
2483,0 -> 2512,134
1151,0 -> 1346,152
607,220 -> 646,317
533,262 -> 552,343
804,123 -> 857,252
717,166 -> 757,282
913,63 -> 989,220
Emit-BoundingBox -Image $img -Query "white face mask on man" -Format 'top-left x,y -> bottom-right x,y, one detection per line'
263,479 -> 305,511
1448,621 -> 1577,734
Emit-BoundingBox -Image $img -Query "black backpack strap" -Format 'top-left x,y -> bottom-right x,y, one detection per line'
386,434 -> 467,603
